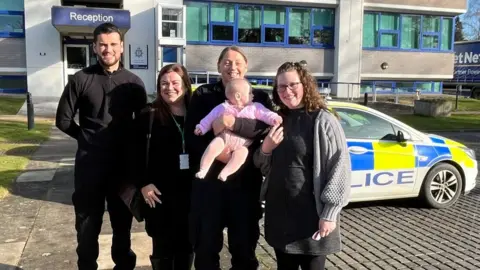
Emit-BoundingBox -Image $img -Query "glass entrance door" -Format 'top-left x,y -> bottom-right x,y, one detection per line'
63,44 -> 90,86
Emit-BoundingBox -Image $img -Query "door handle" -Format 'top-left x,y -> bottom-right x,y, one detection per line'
348,146 -> 369,155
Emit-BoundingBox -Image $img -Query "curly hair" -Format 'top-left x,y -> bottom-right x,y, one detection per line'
272,62 -> 327,114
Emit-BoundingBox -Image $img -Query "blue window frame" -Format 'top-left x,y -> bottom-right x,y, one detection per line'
0,75 -> 27,94
360,81 -> 443,94
186,1 -> 335,48
363,12 -> 453,52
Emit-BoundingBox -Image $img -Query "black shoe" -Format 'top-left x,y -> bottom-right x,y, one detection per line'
173,253 -> 194,270
150,255 -> 174,270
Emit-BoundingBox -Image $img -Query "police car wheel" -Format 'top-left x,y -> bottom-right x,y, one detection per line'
422,163 -> 463,209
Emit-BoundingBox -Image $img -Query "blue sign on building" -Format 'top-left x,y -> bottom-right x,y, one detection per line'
453,42 -> 480,83
51,6 -> 131,29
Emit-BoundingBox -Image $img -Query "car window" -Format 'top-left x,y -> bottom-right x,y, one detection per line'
335,108 -> 396,140
392,125 -> 412,141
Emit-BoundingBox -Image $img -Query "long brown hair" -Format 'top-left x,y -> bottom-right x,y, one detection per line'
153,64 -> 192,124
272,62 -> 327,114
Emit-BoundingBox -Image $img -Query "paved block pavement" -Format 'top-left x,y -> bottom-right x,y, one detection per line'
0,129 -> 479,269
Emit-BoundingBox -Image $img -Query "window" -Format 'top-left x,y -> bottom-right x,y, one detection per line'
185,2 -> 335,48
163,47 -> 177,63
360,83 -> 374,94
211,3 -> 235,42
0,76 -> 27,94
263,6 -> 286,44
186,2 -> 208,42
441,18 -> 453,50
312,9 -> 334,46
375,81 -> 394,92
360,81 -> 444,94
363,12 -> 453,52
0,0 -> 23,37
415,82 -> 433,92
335,108 -> 396,140
238,5 -> 261,44
363,13 -> 378,48
0,0 -> 24,11
379,14 -> 399,48
0,12 -> 24,37
422,16 -> 440,49
392,125 -> 412,141
162,8 -> 183,38
401,15 -> 420,49
396,82 -> 415,93
288,8 -> 310,45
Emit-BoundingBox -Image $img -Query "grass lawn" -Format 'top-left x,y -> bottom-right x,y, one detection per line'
393,114 -> 480,131
0,96 -> 25,115
0,118 -> 52,199
0,96 -> 52,199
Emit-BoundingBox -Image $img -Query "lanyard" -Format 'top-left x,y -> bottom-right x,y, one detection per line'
171,114 -> 186,153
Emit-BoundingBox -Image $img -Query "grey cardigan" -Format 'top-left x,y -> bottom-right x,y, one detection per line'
254,109 -> 352,222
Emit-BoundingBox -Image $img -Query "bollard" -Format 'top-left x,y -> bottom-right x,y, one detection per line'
455,85 -> 462,111
26,92 -> 34,130
363,92 -> 368,106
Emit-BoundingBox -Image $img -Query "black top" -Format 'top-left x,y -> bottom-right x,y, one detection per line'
184,81 -> 274,187
265,109 -> 327,255
55,63 -> 147,153
130,108 -> 193,237
130,108 -> 193,214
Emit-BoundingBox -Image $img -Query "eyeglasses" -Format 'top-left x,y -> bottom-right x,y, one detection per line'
277,82 -> 302,93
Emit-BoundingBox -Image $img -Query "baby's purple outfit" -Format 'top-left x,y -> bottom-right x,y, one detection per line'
196,101 -> 279,151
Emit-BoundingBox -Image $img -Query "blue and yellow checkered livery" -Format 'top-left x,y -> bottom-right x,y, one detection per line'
347,135 -> 476,172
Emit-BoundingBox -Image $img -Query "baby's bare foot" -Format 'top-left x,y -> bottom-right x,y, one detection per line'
218,173 -> 228,182
196,170 -> 207,179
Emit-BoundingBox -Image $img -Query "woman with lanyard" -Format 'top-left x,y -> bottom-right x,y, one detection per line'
131,63 -> 193,269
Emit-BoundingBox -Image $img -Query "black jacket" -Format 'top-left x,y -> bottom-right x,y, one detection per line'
56,63 -> 147,153
130,106 -> 193,237
184,81 -> 274,188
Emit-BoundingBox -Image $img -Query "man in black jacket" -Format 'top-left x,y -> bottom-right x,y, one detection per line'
185,46 -> 273,270
55,23 -> 147,270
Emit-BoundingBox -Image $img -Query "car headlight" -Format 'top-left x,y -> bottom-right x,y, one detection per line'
462,147 -> 476,160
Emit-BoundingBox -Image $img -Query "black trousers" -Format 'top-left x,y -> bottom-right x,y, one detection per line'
145,196 -> 193,270
73,149 -> 136,270
274,249 -> 326,270
189,179 -> 262,270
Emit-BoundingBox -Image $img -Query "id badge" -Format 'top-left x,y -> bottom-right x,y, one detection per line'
179,154 -> 189,170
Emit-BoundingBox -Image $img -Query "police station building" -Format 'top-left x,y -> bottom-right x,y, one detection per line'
0,0 -> 466,100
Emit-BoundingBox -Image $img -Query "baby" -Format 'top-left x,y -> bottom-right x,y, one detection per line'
194,78 -> 282,181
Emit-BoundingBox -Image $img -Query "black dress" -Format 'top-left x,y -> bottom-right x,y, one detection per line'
265,108 -> 339,255
132,108 -> 193,260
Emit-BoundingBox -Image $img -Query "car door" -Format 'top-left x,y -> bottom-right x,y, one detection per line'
334,107 -> 418,202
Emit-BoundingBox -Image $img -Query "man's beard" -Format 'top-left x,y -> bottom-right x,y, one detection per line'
97,55 -> 120,68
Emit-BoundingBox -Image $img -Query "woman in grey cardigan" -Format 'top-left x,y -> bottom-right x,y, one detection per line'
254,62 -> 352,270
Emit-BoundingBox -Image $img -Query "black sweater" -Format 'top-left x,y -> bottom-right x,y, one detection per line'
184,81 -> 274,187
130,108 -> 193,237
132,108 -> 193,193
55,63 -> 147,152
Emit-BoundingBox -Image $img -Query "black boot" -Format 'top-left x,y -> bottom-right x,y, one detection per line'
173,253 -> 194,270
150,255 -> 174,270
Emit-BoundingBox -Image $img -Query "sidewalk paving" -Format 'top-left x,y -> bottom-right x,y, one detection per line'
0,126 -> 276,270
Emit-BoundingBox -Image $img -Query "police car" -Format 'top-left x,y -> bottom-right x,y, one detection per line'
329,101 -> 477,209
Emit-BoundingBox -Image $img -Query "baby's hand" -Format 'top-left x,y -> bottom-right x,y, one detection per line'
194,127 -> 203,136
272,115 -> 283,126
